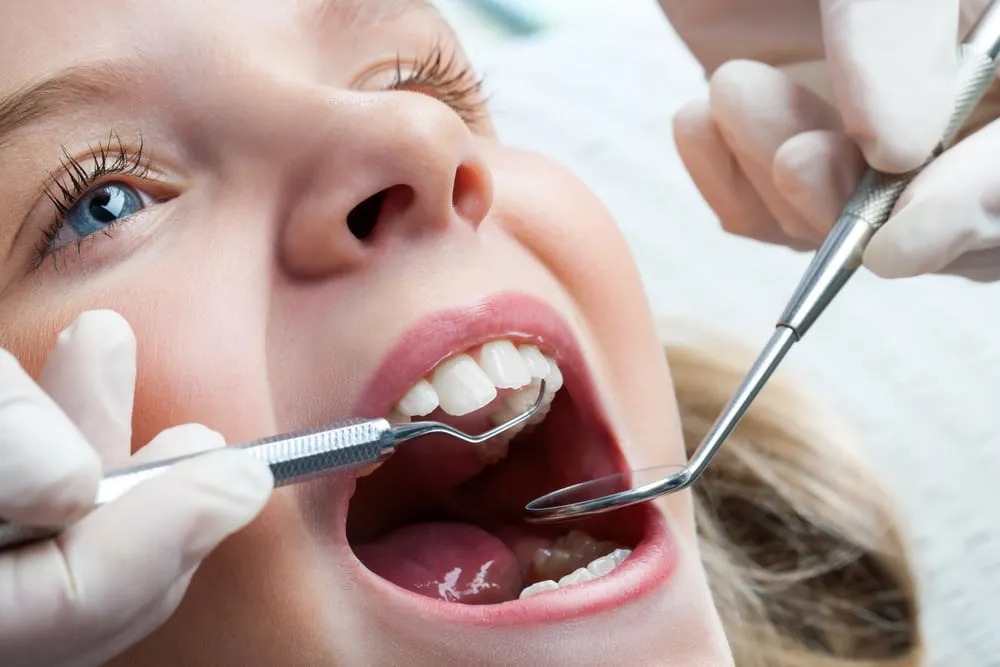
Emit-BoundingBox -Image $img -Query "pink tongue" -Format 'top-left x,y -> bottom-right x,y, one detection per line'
354,522 -> 523,604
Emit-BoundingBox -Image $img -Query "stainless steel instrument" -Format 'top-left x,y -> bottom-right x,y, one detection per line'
524,0 -> 1000,522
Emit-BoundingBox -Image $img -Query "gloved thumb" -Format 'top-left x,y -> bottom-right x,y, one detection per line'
39,310 -> 137,471
865,118 -> 1000,280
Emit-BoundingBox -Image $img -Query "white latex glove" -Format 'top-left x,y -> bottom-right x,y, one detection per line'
662,0 -> 1000,281
0,310 -> 273,667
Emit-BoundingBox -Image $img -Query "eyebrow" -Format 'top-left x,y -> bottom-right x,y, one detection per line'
312,0 -> 434,28
0,1 -> 438,150
0,60 -> 138,151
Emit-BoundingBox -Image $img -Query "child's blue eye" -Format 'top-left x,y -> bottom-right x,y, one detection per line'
64,182 -> 143,238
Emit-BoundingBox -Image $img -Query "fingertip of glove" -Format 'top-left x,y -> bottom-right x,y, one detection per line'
170,447 -> 275,529
672,99 -> 712,148
200,448 -> 275,504
856,133 -> 931,175
131,423 -> 228,464
59,310 -> 136,353
863,227 -> 933,279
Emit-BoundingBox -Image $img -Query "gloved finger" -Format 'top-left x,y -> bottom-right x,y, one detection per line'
865,117 -> 1000,278
0,350 -> 101,526
820,0 -> 960,172
38,310 -> 137,471
709,60 -> 841,243
773,129 -> 867,233
673,99 -> 811,250
69,566 -> 197,667
0,425 -> 273,666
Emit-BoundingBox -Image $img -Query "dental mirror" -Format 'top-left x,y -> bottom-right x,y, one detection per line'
523,463 -> 688,522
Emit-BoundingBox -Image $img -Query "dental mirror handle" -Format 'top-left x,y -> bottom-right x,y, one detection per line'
525,0 -> 1000,523
0,418 -> 396,552
779,0 -> 1000,338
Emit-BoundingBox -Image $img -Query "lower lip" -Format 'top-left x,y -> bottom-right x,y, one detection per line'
350,504 -> 678,627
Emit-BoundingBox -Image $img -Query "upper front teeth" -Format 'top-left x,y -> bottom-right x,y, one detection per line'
477,340 -> 532,389
396,379 -> 439,417
430,354 -> 497,416
393,341 -> 562,419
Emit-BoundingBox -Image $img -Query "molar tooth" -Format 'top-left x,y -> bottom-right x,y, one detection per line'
541,355 -> 564,394
518,579 -> 559,600
478,340 -> 531,389
396,379 -> 439,417
557,567 -> 595,587
533,547 -> 586,582
609,548 -> 633,566
431,354 -> 497,416
479,437 -> 510,465
517,345 -> 550,378
505,379 -> 542,413
586,553 -> 617,578
489,404 -> 520,426
526,401 -> 552,426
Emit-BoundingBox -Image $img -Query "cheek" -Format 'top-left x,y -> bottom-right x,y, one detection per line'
0,223 -> 279,453
488,148 -> 684,465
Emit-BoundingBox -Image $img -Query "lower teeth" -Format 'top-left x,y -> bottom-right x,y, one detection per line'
519,548 -> 632,599
516,530 -> 632,600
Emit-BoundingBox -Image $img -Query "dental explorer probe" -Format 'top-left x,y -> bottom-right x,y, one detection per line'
524,0 -> 1000,523
0,380 -> 546,552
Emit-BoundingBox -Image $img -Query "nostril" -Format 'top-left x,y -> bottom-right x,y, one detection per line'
347,189 -> 389,241
452,162 -> 492,226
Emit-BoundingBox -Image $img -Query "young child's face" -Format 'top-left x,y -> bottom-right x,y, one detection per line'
0,1 -> 732,663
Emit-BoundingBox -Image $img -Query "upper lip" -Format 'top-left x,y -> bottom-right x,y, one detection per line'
352,291 -> 601,422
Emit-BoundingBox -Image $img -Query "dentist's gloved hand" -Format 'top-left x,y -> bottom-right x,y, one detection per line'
661,0 -> 1000,281
0,310 -> 273,667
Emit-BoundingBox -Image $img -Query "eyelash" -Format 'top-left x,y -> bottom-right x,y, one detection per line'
389,45 -> 487,126
29,49 -> 482,272
35,134 -> 152,270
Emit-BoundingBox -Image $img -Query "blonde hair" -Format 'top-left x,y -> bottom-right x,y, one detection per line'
665,326 -> 921,666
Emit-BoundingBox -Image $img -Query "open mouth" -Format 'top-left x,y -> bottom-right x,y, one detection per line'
342,294 -> 675,619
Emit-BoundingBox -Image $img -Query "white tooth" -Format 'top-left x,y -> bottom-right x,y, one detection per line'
541,355 -> 564,394
479,438 -> 510,465
505,379 -> 542,413
431,354 -> 498,416
557,567 -> 595,587
490,404 -> 520,426
609,548 -> 632,566
386,409 -> 411,425
517,345 -> 550,378
396,379 -> 439,417
586,553 -> 617,578
518,579 -> 559,600
527,401 -> 552,426
478,340 -> 532,389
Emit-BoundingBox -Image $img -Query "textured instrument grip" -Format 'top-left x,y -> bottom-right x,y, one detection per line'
242,419 -> 390,486
0,419 -> 391,551
842,47 -> 996,231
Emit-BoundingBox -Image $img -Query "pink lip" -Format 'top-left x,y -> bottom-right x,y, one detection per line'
334,291 -> 679,624
353,292 -> 584,418
355,505 -> 676,627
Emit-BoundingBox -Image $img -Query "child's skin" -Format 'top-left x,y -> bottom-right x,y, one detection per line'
0,1 -> 733,664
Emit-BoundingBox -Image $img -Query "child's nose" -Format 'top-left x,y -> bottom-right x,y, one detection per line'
278,91 -> 494,279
